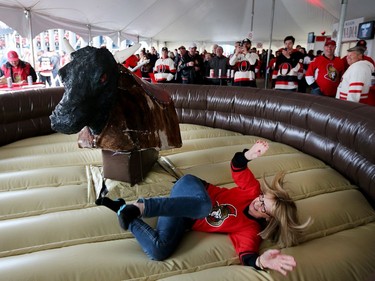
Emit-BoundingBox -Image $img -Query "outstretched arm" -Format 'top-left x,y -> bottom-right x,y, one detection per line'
128,59 -> 150,72
257,249 -> 297,276
244,140 -> 269,160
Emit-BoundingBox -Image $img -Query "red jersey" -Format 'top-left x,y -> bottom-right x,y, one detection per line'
1,61 -> 35,82
124,55 -> 142,78
192,164 -> 262,255
305,55 -> 345,97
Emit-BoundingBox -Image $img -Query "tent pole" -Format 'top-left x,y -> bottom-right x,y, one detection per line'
335,0 -> 348,57
264,0 -> 275,89
25,9 -> 35,68
250,0 -> 255,32
87,24 -> 92,46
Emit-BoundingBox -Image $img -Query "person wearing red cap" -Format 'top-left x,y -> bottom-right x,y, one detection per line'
341,40 -> 375,71
305,39 -> 345,97
0,50 -> 37,84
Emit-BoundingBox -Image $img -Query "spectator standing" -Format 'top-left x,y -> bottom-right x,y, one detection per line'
38,49 -> 53,85
203,52 -> 213,84
168,51 -> 175,61
297,47 -> 308,93
274,36 -> 304,91
0,50 -> 37,83
178,43 -> 203,84
211,44 -> 218,57
307,50 -> 315,62
174,46 -> 186,83
49,49 -> 60,86
209,46 -> 229,85
59,50 -> 70,68
341,40 -> 375,71
139,49 -> 153,82
336,46 -> 374,104
149,46 -> 159,68
153,47 -> 176,83
270,50 -> 281,88
229,38 -> 259,87
305,40 -> 345,97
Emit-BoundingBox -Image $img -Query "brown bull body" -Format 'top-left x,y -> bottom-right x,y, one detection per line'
50,46 -> 181,185
78,65 -> 182,151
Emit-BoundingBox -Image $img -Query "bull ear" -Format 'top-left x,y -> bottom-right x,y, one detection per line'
113,43 -> 141,64
63,38 -> 75,55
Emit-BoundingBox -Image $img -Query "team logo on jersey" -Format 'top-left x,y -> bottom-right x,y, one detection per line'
324,63 -> 338,81
157,64 -> 166,73
238,60 -> 251,72
278,62 -> 292,76
205,201 -> 237,227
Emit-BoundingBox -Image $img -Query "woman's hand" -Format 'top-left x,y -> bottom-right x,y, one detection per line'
259,249 -> 297,276
244,140 -> 269,160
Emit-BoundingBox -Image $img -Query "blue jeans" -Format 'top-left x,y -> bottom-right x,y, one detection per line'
127,174 -> 212,261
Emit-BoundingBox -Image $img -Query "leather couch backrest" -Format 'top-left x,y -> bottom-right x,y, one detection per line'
159,84 -> 375,206
0,87 -> 64,146
1,85 -> 374,205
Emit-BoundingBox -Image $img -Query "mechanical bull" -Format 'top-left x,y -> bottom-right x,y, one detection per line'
50,44 -> 182,185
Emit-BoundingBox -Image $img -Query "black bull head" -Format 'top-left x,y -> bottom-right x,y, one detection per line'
50,46 -> 182,151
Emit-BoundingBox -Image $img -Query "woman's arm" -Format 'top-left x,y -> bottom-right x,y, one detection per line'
256,249 -> 297,276
231,140 -> 269,191
241,249 -> 296,276
244,140 -> 269,160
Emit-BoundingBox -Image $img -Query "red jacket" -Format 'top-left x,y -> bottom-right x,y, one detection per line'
1,61 -> 37,82
192,161 -> 262,256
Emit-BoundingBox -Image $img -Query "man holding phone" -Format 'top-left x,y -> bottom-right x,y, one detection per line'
274,36 -> 304,91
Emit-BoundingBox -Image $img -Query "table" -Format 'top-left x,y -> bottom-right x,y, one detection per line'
0,82 -> 45,94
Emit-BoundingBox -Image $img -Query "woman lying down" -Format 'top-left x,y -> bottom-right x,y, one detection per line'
96,140 -> 311,276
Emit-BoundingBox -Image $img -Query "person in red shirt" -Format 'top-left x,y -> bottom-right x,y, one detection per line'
0,50 -> 37,83
96,140 -> 311,276
305,40 -> 345,97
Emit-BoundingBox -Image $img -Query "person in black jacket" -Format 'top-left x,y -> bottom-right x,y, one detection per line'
178,43 -> 203,84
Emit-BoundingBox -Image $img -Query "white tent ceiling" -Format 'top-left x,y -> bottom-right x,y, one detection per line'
0,0 -> 374,45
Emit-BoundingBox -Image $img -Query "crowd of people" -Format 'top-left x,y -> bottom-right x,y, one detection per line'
1,36 -> 374,105
123,37 -> 374,106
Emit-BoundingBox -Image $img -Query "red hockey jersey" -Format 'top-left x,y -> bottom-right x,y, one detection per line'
305,55 -> 345,97
192,165 -> 262,255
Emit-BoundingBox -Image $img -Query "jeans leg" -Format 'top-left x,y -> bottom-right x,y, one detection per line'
129,216 -> 191,261
141,174 -> 212,219
129,174 -> 212,261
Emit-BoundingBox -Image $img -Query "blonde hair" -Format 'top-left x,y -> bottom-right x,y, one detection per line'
259,171 -> 312,248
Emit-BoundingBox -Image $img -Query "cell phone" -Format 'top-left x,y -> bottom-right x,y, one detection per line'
284,48 -> 288,51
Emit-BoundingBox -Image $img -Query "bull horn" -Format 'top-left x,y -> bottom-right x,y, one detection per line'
62,38 -> 75,55
113,43 -> 141,64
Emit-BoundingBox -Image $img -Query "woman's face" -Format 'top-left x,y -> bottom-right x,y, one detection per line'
248,192 -> 275,219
